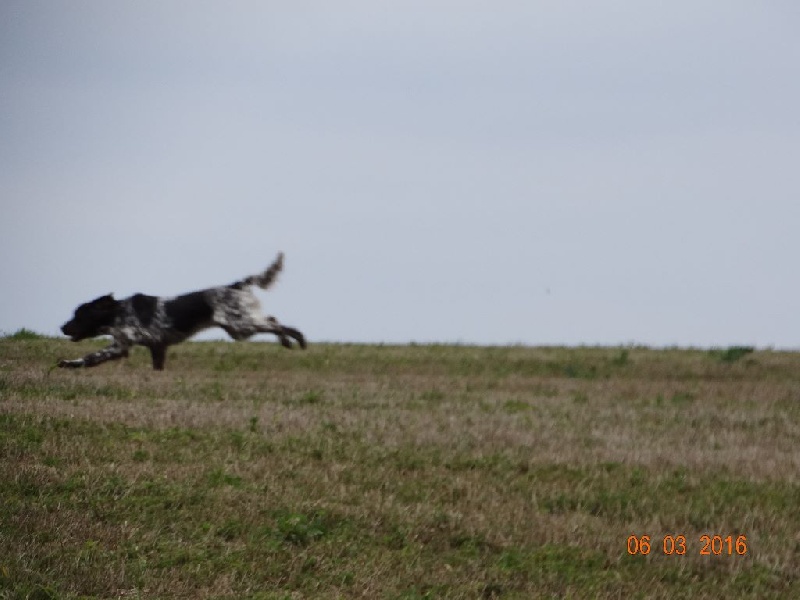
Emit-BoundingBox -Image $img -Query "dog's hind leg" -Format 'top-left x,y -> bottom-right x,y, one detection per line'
277,324 -> 306,349
254,316 -> 306,349
221,316 -> 306,349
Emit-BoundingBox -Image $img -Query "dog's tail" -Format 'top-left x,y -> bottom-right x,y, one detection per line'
232,252 -> 284,290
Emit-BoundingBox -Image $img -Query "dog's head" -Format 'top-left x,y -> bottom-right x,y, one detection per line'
61,294 -> 119,341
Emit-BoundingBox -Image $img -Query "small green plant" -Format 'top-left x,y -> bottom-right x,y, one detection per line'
671,391 -> 695,405
502,399 -> 531,414
274,510 -> 328,545
571,392 -> 589,404
419,388 -> 445,402
610,348 -> 630,367
714,346 -> 755,363
4,328 -> 45,340
291,390 -> 324,405
207,468 -> 243,488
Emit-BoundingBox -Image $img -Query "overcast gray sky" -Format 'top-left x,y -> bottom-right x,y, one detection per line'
2,2 -> 799,347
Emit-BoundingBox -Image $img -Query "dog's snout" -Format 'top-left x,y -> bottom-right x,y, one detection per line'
61,322 -> 76,337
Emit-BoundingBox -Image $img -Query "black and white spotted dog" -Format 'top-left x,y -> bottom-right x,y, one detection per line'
58,252 -> 305,370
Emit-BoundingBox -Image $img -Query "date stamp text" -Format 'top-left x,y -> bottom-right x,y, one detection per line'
627,535 -> 748,556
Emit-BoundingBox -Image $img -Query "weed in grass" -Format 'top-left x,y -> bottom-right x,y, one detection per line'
216,518 -> 246,541
287,389 -> 324,406
502,398 -> 531,414
671,391 -> 696,405
207,468 -> 244,489
419,388 -> 446,403
4,328 -> 46,340
271,510 -> 334,545
610,348 -> 630,367
248,415 -> 260,433
572,391 -> 589,405
713,345 -> 756,363
562,361 -> 598,379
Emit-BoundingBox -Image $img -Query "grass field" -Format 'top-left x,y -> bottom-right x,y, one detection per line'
1,335 -> 798,598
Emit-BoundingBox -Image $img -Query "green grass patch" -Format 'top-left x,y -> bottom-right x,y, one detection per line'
0,338 -> 798,598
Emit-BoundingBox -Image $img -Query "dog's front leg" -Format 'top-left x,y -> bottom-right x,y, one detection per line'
58,342 -> 129,368
148,344 -> 167,371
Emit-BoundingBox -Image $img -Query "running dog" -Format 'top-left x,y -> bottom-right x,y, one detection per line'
58,252 -> 305,370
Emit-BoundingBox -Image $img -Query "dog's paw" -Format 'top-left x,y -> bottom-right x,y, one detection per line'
57,358 -> 84,368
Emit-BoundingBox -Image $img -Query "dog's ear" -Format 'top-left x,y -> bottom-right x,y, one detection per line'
91,294 -> 118,310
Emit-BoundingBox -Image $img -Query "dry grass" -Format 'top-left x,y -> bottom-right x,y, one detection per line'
1,338 -> 798,598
